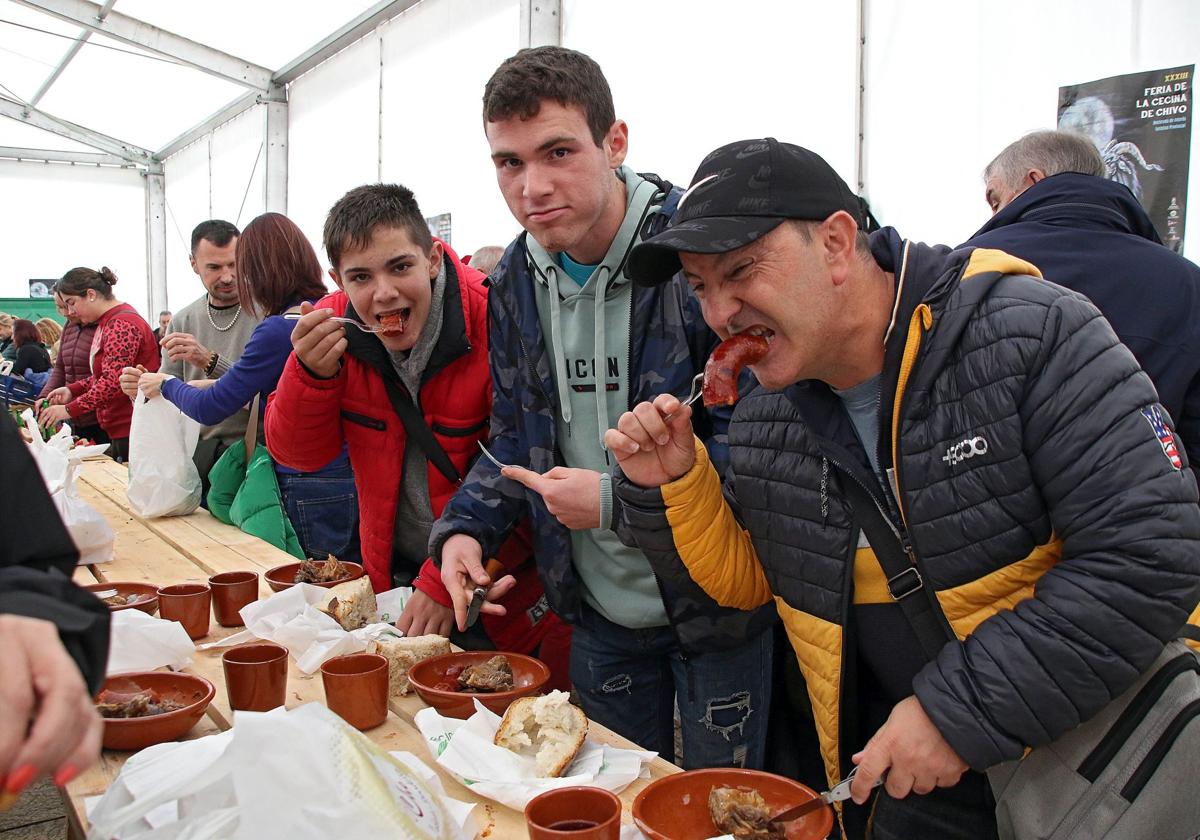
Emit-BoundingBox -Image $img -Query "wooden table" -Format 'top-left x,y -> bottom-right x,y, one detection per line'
66,458 -> 679,838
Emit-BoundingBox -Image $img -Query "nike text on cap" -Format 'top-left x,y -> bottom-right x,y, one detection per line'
628,137 -> 864,285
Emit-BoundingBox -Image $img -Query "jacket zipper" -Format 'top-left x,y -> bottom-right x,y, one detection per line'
822,453 -> 915,563
1119,697 -> 1200,801
1077,651 -> 1200,782
340,410 -> 385,431
431,419 -> 487,437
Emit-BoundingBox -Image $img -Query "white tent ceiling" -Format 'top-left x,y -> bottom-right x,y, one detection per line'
0,0 -> 381,153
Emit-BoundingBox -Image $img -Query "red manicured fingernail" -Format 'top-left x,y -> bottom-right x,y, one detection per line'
53,765 -> 79,787
4,765 -> 35,794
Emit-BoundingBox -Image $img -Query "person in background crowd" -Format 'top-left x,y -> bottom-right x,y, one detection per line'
267,184 -> 570,687
466,245 -> 504,276
35,318 -> 62,364
11,319 -> 50,390
38,268 -> 158,461
152,310 -> 171,344
609,137 -> 1200,838
38,293 -> 106,445
968,129 -> 1200,482
0,410 -> 108,804
157,220 -> 262,502
434,47 -> 775,769
0,313 -> 15,363
123,213 -> 359,563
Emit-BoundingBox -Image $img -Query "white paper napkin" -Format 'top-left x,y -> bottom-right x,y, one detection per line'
414,698 -> 657,812
106,608 -> 195,675
198,583 -> 412,674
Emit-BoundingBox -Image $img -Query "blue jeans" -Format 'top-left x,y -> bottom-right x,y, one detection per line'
568,604 -> 773,769
276,459 -> 361,564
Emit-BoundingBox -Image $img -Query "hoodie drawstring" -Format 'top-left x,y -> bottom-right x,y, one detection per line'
593,264 -> 612,449
544,262 -> 573,426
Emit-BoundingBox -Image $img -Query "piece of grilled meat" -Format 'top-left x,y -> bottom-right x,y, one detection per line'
457,655 -> 514,693
709,786 -> 784,840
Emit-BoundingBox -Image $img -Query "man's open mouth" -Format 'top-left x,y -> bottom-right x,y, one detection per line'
377,308 -> 411,335
738,325 -> 776,344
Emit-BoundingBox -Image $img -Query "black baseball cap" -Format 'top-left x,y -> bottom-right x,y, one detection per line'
629,138 -> 863,285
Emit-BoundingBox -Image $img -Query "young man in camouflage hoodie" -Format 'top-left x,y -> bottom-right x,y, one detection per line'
430,47 -> 776,768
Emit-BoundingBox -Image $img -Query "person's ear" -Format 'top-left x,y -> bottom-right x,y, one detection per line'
821,211 -> 860,286
1027,168 -> 1047,186
427,240 -> 444,280
605,120 -> 629,169
328,268 -> 344,290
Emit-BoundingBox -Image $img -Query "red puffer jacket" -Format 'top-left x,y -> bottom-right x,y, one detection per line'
65,303 -> 159,439
266,242 -> 567,663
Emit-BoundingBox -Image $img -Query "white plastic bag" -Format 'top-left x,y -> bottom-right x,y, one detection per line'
22,410 -> 114,565
127,392 -> 202,518
85,703 -> 474,840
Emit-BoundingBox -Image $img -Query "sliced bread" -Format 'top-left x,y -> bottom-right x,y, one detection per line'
367,633 -> 452,697
494,690 -> 588,777
318,576 -> 377,630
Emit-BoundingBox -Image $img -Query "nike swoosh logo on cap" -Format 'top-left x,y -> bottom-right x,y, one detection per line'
677,173 -> 719,213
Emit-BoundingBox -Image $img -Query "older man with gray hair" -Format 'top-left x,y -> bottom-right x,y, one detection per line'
967,129 -> 1200,482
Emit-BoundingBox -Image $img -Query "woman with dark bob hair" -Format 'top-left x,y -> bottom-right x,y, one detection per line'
12,319 -> 50,368
39,267 -> 159,461
122,213 -> 359,562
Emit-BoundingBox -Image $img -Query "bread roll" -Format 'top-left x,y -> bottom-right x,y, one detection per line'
494,690 -> 588,777
367,633 -> 452,697
319,576 -> 377,630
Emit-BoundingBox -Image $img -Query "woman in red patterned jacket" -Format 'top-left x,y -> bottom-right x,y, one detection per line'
39,268 -> 159,461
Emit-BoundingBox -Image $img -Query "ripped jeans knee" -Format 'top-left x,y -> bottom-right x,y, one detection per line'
701,690 -> 753,741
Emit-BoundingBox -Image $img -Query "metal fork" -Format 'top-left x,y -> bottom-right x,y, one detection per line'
663,372 -> 705,423
477,440 -> 515,471
282,312 -> 382,333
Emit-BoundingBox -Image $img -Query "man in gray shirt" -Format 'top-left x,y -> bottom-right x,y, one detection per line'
159,220 -> 262,496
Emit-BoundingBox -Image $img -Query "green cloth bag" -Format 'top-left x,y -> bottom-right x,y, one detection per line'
205,395 -> 303,559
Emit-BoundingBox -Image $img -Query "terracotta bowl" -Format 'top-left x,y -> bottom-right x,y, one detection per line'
263,561 -> 364,593
407,651 -> 551,719
96,671 -> 216,751
83,581 -> 159,615
632,768 -> 833,840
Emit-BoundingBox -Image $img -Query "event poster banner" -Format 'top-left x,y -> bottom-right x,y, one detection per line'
1058,65 -> 1192,253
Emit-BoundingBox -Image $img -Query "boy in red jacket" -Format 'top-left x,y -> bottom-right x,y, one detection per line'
265,184 -> 569,686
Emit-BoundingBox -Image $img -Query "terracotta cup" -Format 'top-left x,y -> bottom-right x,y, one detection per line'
525,787 -> 622,840
222,642 -> 288,712
320,653 -> 388,730
209,571 -> 259,627
156,583 -> 211,640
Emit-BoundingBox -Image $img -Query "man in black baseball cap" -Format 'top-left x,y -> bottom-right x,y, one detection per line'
607,137 -> 1200,839
628,137 -> 864,286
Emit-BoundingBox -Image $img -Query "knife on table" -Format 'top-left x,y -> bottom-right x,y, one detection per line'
769,766 -> 883,824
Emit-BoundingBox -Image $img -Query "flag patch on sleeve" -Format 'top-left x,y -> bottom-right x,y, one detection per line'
1141,405 -> 1183,470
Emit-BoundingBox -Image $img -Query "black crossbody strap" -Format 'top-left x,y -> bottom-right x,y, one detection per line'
378,375 -> 461,487
837,475 -> 954,661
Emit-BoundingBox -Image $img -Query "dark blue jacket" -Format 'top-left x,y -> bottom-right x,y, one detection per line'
966,173 -> 1200,480
430,188 -> 776,653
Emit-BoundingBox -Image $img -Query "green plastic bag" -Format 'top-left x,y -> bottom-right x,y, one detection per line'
206,437 -> 303,559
